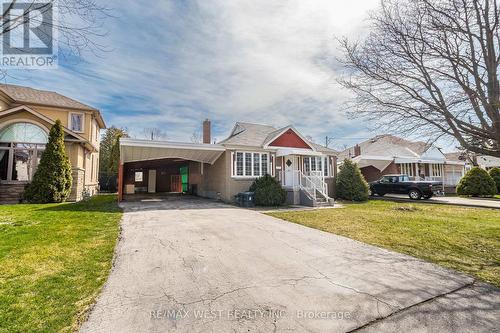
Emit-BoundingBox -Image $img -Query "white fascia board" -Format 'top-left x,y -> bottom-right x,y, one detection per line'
355,155 -> 395,161
444,160 -> 466,165
223,144 -> 272,151
275,148 -> 323,156
120,138 -> 225,151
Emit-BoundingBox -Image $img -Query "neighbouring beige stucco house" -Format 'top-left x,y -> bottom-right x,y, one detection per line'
0,84 -> 105,203
119,120 -> 338,206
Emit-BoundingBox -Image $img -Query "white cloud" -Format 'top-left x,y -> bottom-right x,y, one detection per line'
6,0 -> 380,144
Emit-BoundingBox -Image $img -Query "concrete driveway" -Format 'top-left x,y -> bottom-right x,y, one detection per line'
80,197 -> 499,333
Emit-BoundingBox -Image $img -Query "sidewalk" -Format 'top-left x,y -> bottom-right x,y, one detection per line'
375,194 -> 500,209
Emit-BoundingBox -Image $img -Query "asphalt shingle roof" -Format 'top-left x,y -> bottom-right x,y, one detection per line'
338,134 -> 430,160
220,122 -> 278,147
219,121 -> 337,154
0,84 -> 97,111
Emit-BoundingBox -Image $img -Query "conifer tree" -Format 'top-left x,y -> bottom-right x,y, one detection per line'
24,120 -> 73,203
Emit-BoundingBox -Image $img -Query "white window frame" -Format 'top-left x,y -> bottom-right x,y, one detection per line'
232,151 -> 270,178
303,156 -> 330,177
134,171 -> 143,182
430,163 -> 442,177
69,112 -> 85,133
400,163 -> 415,177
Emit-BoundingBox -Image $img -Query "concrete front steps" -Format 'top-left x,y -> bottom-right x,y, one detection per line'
314,195 -> 335,207
298,189 -> 334,207
0,183 -> 25,204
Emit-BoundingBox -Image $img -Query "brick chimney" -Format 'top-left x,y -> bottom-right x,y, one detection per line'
202,119 -> 211,144
353,144 -> 361,157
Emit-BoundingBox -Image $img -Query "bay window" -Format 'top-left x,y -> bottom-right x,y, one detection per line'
0,123 -> 48,182
233,152 -> 270,177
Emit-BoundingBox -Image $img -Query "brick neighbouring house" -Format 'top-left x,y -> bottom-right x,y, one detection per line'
338,135 -> 466,192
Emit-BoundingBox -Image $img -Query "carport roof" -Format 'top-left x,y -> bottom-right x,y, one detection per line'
120,138 -> 225,164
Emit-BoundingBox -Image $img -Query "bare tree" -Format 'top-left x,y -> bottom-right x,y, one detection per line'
0,0 -> 110,77
142,128 -> 167,141
338,0 -> 500,157
190,129 -> 201,143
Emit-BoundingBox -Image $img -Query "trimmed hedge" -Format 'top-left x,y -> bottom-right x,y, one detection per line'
336,159 -> 369,201
249,174 -> 287,206
456,167 -> 496,197
23,120 -> 73,203
488,167 -> 500,194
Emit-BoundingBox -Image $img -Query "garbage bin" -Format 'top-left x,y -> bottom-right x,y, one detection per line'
234,193 -> 243,206
240,191 -> 255,207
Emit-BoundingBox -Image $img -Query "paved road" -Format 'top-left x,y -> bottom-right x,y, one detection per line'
375,194 -> 500,209
80,197 -> 499,333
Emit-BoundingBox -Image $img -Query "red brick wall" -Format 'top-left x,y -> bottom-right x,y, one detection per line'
360,162 -> 399,182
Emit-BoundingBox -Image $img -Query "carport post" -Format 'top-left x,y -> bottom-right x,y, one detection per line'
118,160 -> 123,202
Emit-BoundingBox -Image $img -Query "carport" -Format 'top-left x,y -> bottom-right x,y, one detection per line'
118,138 -> 225,201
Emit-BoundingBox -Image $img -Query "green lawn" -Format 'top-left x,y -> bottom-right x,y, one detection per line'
0,195 -> 122,333
268,201 -> 500,287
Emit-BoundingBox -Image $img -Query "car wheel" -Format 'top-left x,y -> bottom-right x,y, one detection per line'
408,189 -> 422,200
377,192 -> 385,197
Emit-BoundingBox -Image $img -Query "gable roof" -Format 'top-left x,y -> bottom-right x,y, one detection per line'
219,121 -> 337,154
0,84 -> 105,128
0,105 -> 99,151
339,134 -> 430,160
263,125 -> 314,150
219,122 -> 278,146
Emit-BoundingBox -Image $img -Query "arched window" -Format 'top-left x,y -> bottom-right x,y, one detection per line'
0,122 -> 48,144
0,122 -> 48,182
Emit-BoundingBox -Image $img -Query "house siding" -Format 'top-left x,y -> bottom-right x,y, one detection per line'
199,150 -> 228,200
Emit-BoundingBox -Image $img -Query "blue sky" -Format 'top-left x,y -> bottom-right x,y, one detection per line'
5,0 -> 387,150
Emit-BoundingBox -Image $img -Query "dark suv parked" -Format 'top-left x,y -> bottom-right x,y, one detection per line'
369,174 -> 442,200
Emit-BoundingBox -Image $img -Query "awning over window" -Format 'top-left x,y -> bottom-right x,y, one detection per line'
351,155 -> 394,171
394,157 -> 446,164
120,138 -> 225,164
275,148 -> 323,157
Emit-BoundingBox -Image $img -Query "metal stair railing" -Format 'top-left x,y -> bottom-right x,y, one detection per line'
299,172 -> 317,200
299,171 -> 329,201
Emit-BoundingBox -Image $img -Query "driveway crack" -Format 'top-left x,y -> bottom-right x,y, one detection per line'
346,280 -> 476,332
181,285 -> 258,307
304,265 -> 399,314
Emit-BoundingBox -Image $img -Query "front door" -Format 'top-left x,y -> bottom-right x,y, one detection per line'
284,156 -> 298,187
170,175 -> 182,192
148,169 -> 156,193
